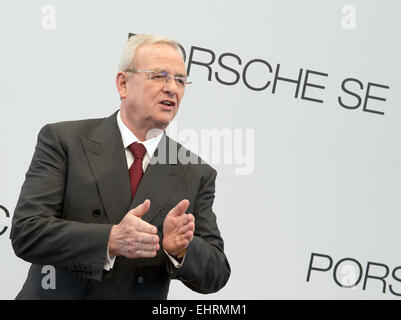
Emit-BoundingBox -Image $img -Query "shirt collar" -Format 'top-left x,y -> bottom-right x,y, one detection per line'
116,110 -> 163,158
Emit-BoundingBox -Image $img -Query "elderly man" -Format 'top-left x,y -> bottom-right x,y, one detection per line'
11,34 -> 230,299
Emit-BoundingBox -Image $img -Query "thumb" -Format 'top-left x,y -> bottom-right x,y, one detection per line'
169,199 -> 190,217
132,199 -> 151,219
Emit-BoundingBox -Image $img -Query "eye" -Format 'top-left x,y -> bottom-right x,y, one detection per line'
152,73 -> 167,81
176,77 -> 185,86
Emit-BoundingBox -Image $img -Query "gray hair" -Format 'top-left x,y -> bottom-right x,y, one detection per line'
118,33 -> 182,72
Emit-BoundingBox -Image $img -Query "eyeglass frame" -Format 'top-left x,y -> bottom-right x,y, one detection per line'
125,69 -> 192,87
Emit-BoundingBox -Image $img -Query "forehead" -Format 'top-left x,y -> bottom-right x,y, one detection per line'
135,43 -> 186,74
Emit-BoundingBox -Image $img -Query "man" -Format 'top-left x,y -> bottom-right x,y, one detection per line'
10,34 -> 230,299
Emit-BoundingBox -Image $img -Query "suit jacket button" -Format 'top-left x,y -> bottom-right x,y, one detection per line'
92,209 -> 101,217
137,276 -> 144,285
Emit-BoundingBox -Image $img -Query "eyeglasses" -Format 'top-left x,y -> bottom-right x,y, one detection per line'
125,69 -> 192,88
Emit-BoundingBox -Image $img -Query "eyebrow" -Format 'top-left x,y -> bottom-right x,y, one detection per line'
153,68 -> 187,78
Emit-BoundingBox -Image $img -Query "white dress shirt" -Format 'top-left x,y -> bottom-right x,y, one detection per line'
104,110 -> 185,270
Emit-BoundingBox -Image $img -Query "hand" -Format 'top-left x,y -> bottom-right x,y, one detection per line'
108,199 -> 160,259
162,199 -> 195,257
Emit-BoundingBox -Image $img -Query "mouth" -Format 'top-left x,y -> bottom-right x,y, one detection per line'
159,99 -> 176,109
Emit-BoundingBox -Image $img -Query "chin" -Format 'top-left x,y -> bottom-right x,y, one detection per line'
152,118 -> 173,130
154,114 -> 176,127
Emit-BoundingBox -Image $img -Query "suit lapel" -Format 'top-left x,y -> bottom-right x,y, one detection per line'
81,111 -> 132,224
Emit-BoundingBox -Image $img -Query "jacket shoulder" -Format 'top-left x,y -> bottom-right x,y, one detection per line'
41,117 -> 105,137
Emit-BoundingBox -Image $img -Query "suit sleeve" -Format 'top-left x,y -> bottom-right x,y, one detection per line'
171,168 -> 231,294
10,124 -> 111,281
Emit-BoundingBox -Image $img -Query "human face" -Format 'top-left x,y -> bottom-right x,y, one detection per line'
119,43 -> 187,137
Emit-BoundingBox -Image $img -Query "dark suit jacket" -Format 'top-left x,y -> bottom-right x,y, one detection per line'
10,111 -> 230,299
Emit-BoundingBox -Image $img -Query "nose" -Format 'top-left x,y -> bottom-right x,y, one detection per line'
162,77 -> 179,96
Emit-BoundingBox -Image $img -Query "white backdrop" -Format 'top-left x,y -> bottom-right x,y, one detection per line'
1,0 -> 400,299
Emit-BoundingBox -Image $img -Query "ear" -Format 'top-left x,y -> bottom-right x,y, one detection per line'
116,72 -> 128,99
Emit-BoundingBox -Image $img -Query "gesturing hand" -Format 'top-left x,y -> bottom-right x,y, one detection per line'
108,199 -> 160,259
162,199 -> 195,257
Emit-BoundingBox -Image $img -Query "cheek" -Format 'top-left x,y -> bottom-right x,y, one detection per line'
127,84 -> 143,103
147,88 -> 163,104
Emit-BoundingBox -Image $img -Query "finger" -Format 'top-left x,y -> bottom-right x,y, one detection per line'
185,230 -> 194,241
169,199 -> 189,217
181,231 -> 194,245
178,213 -> 195,228
181,229 -> 194,241
176,238 -> 190,249
186,213 -> 195,223
175,228 -> 193,242
178,215 -> 195,229
136,219 -> 158,235
133,250 -> 158,259
175,214 -> 190,229
131,199 -> 151,219
135,242 -> 160,252
135,232 -> 160,245
177,221 -> 195,235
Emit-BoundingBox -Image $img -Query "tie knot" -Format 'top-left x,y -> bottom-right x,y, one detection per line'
128,142 -> 146,160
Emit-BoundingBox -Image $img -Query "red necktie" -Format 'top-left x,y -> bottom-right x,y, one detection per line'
128,142 -> 147,198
